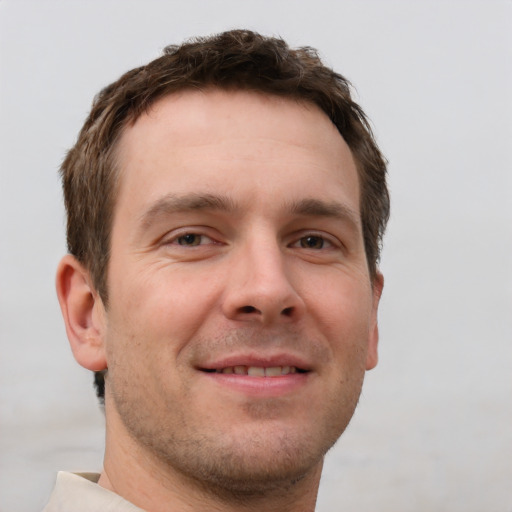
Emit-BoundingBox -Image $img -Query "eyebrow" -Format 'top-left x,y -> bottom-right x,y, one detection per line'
288,198 -> 361,228
137,193 -> 360,232
138,193 -> 237,231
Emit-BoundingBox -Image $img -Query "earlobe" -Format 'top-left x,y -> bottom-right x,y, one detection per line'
366,271 -> 384,371
56,254 -> 107,372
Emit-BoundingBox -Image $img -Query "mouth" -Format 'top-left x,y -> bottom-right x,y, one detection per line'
200,365 -> 309,377
197,356 -> 312,397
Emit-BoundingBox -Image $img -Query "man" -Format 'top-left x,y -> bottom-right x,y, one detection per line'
48,29 -> 389,512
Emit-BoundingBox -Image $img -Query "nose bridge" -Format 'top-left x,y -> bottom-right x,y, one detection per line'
222,227 -> 303,323
247,233 -> 288,289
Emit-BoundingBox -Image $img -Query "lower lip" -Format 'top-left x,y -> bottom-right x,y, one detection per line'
201,372 -> 310,397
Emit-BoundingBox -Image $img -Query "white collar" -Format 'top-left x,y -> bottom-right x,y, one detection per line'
43,471 -> 145,512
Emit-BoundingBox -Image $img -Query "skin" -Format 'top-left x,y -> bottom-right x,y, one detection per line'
57,89 -> 383,512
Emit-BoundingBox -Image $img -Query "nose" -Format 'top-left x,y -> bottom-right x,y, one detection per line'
221,236 -> 305,325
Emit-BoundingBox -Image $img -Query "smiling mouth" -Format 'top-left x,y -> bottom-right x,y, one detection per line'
201,366 -> 308,377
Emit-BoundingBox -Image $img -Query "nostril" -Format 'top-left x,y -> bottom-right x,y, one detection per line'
282,307 -> 293,317
240,305 -> 258,314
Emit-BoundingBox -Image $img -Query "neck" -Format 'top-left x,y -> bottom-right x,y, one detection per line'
98,403 -> 322,512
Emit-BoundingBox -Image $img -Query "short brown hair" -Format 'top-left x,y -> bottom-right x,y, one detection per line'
61,30 -> 389,400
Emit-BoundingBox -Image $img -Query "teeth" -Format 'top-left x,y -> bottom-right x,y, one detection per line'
264,366 -> 282,377
214,366 -> 301,377
248,366 -> 265,377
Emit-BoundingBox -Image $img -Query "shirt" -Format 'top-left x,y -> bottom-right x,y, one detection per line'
43,471 -> 145,512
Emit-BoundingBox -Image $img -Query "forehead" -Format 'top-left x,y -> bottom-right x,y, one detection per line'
113,88 -> 359,219
121,88 -> 345,152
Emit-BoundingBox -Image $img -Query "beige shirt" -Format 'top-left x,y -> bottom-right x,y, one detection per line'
43,472 -> 145,512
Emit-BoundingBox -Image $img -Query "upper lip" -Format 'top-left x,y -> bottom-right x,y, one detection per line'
197,352 -> 313,372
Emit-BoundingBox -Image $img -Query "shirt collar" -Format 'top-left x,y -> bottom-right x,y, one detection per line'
43,471 -> 145,512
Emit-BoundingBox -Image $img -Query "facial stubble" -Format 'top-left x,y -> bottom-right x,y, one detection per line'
107,329 -> 367,500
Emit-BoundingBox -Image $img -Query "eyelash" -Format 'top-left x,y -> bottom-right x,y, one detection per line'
164,230 -> 337,252
166,231 -> 215,247
290,234 -> 335,250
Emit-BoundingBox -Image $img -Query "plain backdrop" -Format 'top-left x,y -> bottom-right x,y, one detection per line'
0,1 -> 511,511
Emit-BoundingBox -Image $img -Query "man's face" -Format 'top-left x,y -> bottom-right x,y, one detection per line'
101,89 -> 382,491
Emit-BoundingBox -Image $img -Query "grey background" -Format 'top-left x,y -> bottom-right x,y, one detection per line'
1,1 -> 511,511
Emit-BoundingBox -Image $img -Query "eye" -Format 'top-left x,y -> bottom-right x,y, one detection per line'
165,231 -> 216,247
299,235 -> 327,249
176,233 -> 205,246
291,233 -> 335,250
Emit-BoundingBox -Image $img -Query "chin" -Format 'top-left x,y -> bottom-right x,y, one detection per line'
144,417 -> 344,499
172,433 -> 325,498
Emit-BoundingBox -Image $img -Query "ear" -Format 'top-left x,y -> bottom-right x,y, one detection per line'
366,271 -> 384,370
56,254 -> 107,372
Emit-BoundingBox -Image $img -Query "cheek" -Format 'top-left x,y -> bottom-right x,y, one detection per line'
310,275 -> 372,329
107,266 -> 222,358
306,275 -> 374,365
